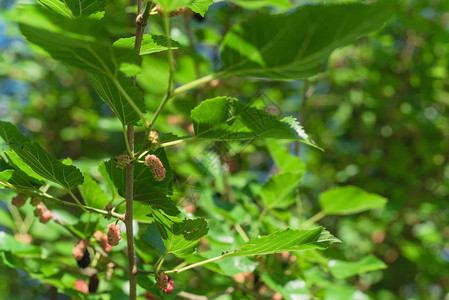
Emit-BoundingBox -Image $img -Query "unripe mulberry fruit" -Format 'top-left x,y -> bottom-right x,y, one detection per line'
30,196 -> 41,206
114,154 -> 133,169
75,279 -> 88,294
11,193 -> 27,207
94,230 -> 112,252
156,272 -> 174,294
107,224 -> 121,246
144,154 -> 166,181
148,131 -> 160,151
77,249 -> 91,269
39,209 -> 53,224
73,239 -> 89,260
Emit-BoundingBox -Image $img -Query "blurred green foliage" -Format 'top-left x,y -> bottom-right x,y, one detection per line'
0,0 -> 448,299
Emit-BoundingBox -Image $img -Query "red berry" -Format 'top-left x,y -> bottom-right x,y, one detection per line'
156,272 -> 174,294
107,224 -> 121,246
73,239 -> 89,260
39,209 -> 53,224
144,154 -> 166,181
94,230 -> 112,252
75,279 -> 88,294
11,193 -> 27,207
163,278 -> 174,294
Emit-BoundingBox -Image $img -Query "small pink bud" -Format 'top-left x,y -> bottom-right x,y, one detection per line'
94,230 -> 112,252
144,154 -> 166,181
107,224 -> 121,246
75,279 -> 88,294
73,239 -> 89,260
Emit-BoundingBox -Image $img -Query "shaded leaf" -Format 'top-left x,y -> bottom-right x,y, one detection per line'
153,211 -> 208,257
78,173 -> 109,209
228,0 -> 291,10
98,161 -> 118,199
328,255 -> 387,279
259,173 -> 302,209
266,139 -> 306,175
86,72 -> 145,125
319,186 -> 388,215
220,1 -> 392,79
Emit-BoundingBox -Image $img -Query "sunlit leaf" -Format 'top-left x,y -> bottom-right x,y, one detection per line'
226,227 -> 339,257
319,186 -> 388,215
0,121 -> 83,189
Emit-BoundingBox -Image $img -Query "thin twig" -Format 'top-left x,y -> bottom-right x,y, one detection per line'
125,0 -> 150,297
300,211 -> 326,229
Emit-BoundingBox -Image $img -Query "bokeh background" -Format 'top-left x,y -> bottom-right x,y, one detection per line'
1,0 -> 448,299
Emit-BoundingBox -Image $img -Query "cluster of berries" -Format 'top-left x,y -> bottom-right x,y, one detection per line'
72,224 -> 122,294
72,224 -> 121,269
155,271 -> 175,294
12,194 -> 53,224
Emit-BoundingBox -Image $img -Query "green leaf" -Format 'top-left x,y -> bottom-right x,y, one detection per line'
153,211 -> 209,257
104,148 -> 179,216
37,0 -> 74,18
64,0 -> 105,17
154,0 -> 191,11
86,72 -> 145,125
0,232 -> 41,255
190,97 -> 319,148
226,227 -> 339,257
16,6 -> 137,76
266,139 -> 306,175
262,273 -> 309,300
220,1 -> 392,79
0,121 -> 84,189
15,6 -> 144,125
38,0 -> 105,18
228,0 -> 291,10
0,170 -> 13,184
78,173 -> 109,209
98,161 -> 118,199
187,0 -> 213,17
113,34 -> 184,56
259,173 -> 302,209
154,0 -> 212,15
328,255 -> 387,279
319,186 -> 388,215
5,151 -> 46,184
